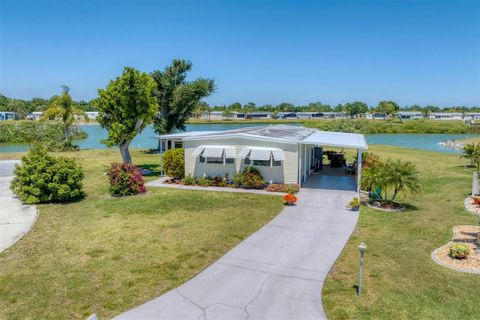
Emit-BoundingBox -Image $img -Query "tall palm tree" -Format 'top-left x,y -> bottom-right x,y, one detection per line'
42,86 -> 87,144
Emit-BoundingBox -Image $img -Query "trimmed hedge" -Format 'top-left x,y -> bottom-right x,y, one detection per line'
163,148 -> 185,179
0,121 -> 87,143
10,144 -> 85,204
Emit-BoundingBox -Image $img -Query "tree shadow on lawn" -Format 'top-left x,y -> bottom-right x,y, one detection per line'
137,163 -> 162,177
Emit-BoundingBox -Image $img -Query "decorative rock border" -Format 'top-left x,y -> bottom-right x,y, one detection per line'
365,202 -> 406,212
464,197 -> 480,215
431,225 -> 480,274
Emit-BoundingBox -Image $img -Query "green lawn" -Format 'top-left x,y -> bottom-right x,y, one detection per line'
0,149 -> 283,320
2,146 -> 480,319
323,145 -> 480,320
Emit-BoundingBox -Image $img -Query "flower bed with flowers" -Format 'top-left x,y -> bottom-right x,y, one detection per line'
166,167 -> 299,194
283,193 -> 297,205
107,163 -> 146,197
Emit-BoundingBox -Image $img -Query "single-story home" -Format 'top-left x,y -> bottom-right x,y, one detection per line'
26,111 -> 43,121
0,112 -> 17,121
397,111 -> 423,120
428,112 -> 463,120
155,125 -> 368,192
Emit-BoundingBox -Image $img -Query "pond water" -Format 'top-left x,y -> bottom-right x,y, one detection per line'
0,123 -> 477,154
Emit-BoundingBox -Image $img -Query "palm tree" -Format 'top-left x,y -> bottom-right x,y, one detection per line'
362,159 -> 421,203
42,86 -> 87,145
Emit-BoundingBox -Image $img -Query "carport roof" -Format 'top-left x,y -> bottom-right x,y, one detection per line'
300,131 -> 368,150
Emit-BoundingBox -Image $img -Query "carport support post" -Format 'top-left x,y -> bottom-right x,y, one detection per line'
357,149 -> 362,194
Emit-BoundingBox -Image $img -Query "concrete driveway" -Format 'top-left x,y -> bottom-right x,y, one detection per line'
115,175 -> 358,320
0,160 -> 38,253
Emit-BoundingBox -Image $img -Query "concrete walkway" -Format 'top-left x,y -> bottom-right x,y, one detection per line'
0,160 -> 38,253
115,175 -> 358,320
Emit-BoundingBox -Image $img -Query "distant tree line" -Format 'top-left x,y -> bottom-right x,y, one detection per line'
196,100 -> 480,119
0,94 -> 95,119
2,92 -> 479,121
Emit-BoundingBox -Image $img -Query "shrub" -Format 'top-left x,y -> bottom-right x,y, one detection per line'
283,193 -> 297,204
183,174 -> 195,185
232,172 -> 244,187
449,243 -> 470,259
471,196 -> 480,205
197,176 -> 212,186
266,183 -> 299,194
241,166 -> 265,189
162,148 -> 185,179
107,163 -> 146,197
11,144 -> 85,204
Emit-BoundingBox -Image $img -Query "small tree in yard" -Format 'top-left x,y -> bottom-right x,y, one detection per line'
95,67 -> 158,163
162,148 -> 185,179
362,159 -> 421,205
461,143 -> 480,168
42,86 -> 87,150
151,59 -> 215,142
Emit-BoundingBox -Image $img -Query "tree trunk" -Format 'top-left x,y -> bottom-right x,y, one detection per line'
119,118 -> 144,163
119,140 -> 132,163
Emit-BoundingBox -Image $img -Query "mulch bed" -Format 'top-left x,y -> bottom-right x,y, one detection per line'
464,197 -> 480,215
432,225 -> 480,274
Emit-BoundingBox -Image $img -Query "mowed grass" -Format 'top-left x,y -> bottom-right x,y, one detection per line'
0,149 -> 283,320
323,145 -> 480,320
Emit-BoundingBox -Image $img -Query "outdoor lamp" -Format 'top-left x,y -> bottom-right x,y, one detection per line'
357,242 -> 367,296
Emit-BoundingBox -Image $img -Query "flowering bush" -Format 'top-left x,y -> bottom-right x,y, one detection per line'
107,163 -> 146,197
283,193 -> 297,205
266,183 -> 299,194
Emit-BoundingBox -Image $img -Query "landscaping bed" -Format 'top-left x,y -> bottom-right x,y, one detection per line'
464,196 -> 480,215
366,201 -> 405,212
164,177 -> 299,194
432,225 -> 480,274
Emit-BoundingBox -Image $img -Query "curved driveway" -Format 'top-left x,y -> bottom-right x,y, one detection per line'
0,160 -> 37,253
115,175 -> 358,320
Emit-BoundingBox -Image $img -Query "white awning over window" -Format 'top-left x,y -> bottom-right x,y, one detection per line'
238,147 -> 286,161
192,145 -> 236,158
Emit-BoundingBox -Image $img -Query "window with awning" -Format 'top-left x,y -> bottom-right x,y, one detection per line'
193,145 -> 236,164
239,147 -> 285,167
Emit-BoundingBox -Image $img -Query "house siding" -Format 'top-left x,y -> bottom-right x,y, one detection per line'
184,137 -> 299,184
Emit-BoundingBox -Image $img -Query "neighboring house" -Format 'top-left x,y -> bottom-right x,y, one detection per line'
428,112 -> 463,120
231,112 -> 272,120
277,112 -> 297,119
85,111 -> 99,120
322,112 -> 348,119
296,112 -> 324,119
155,125 -> 367,192
397,111 -> 423,120
201,111 -> 225,121
463,113 -> 480,121
0,112 -> 17,121
366,113 -> 388,120
26,111 -> 43,120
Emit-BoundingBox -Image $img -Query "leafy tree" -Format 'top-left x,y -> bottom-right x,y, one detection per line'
7,99 -> 28,118
461,143 -> 480,169
42,86 -> 87,149
151,59 -> 215,137
344,101 -> 368,118
227,102 -> 242,110
95,67 -> 158,163
276,102 -> 295,112
376,100 -> 400,116
193,101 -> 209,119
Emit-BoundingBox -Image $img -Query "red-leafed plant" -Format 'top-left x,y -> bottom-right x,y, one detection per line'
107,163 -> 146,197
472,196 -> 480,205
283,193 -> 297,205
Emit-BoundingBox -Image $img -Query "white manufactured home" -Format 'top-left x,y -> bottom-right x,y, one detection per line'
155,125 -> 368,192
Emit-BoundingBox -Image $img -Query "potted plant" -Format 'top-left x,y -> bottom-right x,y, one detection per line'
283,193 -> 297,206
348,197 -> 361,211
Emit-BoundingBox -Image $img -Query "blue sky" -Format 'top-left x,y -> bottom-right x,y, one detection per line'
1,0 -> 479,107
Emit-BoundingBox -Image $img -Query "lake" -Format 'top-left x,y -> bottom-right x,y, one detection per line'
0,123 -> 477,153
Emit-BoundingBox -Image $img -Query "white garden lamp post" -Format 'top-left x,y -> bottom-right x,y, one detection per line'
357,242 -> 367,296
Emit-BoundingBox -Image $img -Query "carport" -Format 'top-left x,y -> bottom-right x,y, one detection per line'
297,131 -> 368,193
